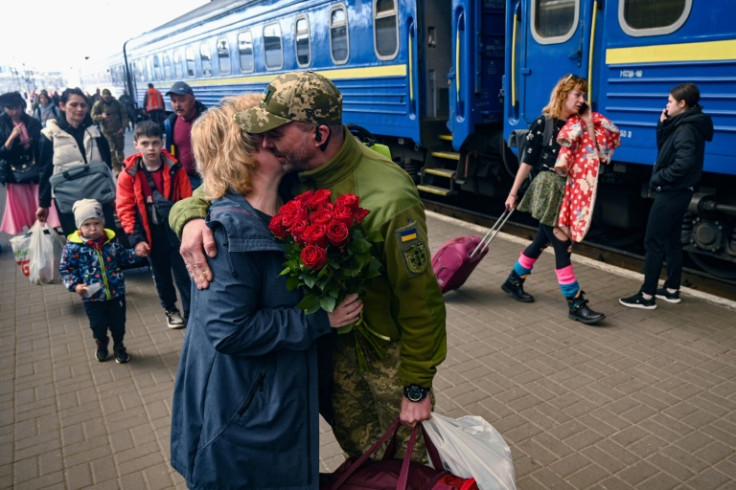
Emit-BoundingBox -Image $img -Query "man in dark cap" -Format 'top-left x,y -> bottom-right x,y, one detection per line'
163,81 -> 207,189
169,71 -> 447,460
91,89 -> 127,173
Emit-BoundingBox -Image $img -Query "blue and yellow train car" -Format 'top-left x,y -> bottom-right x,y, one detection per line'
505,0 -> 736,272
90,0 -> 736,273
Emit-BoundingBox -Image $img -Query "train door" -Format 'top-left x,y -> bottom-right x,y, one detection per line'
448,0 -> 505,151
506,0 -> 590,138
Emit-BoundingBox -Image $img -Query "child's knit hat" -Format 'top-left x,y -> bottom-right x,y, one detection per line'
73,199 -> 104,228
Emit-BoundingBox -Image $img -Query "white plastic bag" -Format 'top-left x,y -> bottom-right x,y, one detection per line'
9,231 -> 32,277
423,413 -> 516,490
28,221 -> 65,285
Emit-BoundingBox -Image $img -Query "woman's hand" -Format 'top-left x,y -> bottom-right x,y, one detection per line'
505,193 -> 517,212
328,293 -> 363,328
35,207 -> 49,223
4,126 -> 22,149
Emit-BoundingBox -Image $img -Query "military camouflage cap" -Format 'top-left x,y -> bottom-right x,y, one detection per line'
235,71 -> 342,133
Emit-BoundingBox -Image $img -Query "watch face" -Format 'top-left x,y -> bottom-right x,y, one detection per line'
405,385 -> 427,402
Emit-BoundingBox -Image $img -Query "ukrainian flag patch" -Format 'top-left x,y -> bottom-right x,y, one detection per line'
398,227 -> 418,242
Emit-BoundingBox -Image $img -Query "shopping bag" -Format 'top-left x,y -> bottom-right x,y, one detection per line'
28,221 -> 65,285
9,230 -> 32,277
320,418 -> 478,489
422,413 -> 516,490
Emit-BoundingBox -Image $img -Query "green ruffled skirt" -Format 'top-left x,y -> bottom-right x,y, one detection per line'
517,170 -> 566,227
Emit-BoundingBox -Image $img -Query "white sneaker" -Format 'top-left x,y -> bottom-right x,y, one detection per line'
165,309 -> 185,329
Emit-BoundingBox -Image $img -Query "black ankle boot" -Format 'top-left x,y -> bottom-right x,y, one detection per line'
501,271 -> 534,303
567,290 -> 605,325
95,340 -> 109,362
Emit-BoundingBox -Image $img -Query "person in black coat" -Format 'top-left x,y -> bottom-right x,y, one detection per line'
620,83 -> 714,309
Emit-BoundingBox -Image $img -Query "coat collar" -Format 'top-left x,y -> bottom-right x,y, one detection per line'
297,126 -> 360,189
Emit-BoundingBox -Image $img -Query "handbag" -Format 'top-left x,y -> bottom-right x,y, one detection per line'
5,153 -> 42,184
49,162 -> 116,214
422,413 -> 516,490
320,418 -> 478,490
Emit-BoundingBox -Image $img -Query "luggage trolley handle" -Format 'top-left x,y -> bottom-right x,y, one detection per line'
469,209 -> 514,258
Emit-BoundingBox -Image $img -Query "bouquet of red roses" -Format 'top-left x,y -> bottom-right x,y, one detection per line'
269,189 -> 385,370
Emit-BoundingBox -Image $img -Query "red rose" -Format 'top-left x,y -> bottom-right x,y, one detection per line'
279,201 -> 308,228
290,220 -> 308,242
300,223 -> 328,248
301,245 -> 328,270
268,214 -> 288,239
332,205 -> 355,226
310,209 -> 332,225
335,193 -> 360,209
295,190 -> 314,203
352,207 -> 371,225
317,202 -> 334,213
326,220 -> 350,248
306,189 -> 332,209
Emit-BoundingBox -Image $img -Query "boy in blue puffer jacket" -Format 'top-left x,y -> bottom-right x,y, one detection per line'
59,199 -> 147,363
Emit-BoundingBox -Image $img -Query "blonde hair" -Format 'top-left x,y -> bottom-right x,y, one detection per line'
543,74 -> 589,119
192,93 -> 262,199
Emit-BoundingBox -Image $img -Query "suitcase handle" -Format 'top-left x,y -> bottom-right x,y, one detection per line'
469,209 -> 514,258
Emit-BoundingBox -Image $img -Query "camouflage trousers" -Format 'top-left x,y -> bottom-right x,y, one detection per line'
103,131 -> 125,172
331,332 -> 433,462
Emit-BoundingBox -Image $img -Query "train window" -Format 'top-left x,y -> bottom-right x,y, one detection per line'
238,30 -> 255,73
296,16 -> 311,67
374,0 -> 398,59
186,46 -> 196,77
531,0 -> 578,45
263,23 -> 284,70
175,52 -> 184,79
200,43 -> 213,77
620,0 -> 691,37
153,55 -> 163,81
217,38 -> 231,75
147,57 -> 155,81
163,54 -> 173,80
330,5 -> 349,64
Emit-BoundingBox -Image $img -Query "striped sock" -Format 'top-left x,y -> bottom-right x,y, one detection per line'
512,252 -> 536,277
556,265 -> 580,298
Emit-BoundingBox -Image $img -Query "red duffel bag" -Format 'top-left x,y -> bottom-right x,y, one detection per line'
320,418 -> 478,490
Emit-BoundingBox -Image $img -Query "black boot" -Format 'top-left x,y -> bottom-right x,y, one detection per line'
95,339 -> 109,362
567,290 -> 605,325
501,271 -> 534,302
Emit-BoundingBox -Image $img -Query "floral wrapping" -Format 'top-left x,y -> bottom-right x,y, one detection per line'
554,112 -> 621,242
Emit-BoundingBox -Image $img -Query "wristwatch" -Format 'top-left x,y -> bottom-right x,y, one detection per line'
403,384 -> 429,402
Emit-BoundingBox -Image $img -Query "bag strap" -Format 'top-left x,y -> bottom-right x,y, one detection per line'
331,419 -> 445,490
140,162 -> 171,201
541,115 -> 553,148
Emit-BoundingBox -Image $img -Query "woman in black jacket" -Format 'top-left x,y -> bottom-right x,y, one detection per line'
0,92 -> 58,234
620,83 -> 714,309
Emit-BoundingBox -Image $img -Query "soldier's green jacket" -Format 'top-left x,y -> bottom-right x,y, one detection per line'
90,98 -> 128,134
170,130 -> 447,388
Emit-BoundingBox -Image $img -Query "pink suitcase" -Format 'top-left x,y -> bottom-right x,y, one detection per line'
432,210 -> 513,293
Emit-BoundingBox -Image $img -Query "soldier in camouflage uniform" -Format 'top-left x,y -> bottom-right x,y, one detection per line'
91,89 -> 127,172
170,71 -> 447,460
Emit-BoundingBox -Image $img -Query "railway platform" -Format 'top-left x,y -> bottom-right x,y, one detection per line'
1,191 -> 735,489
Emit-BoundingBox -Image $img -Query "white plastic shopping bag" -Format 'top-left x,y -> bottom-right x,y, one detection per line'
9,230 -> 32,278
28,221 -> 66,285
422,413 -> 516,490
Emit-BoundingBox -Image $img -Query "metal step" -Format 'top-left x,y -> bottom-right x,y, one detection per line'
430,151 -> 461,161
424,167 -> 456,179
416,184 -> 457,196
439,134 -> 453,142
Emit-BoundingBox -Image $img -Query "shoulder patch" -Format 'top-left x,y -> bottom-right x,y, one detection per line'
395,222 -> 429,276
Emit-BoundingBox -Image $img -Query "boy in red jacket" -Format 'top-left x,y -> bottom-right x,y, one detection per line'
116,121 -> 192,328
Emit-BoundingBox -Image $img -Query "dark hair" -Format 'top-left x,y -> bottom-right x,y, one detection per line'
670,83 -> 701,109
0,92 -> 26,110
134,120 -> 163,141
148,83 -> 154,88
60,87 -> 88,105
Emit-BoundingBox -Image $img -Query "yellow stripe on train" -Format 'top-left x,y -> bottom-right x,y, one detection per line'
184,64 -> 408,87
606,39 -> 736,65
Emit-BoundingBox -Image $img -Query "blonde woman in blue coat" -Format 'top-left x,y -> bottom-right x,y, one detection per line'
170,94 -> 361,489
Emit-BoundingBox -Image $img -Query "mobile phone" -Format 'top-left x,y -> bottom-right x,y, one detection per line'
664,109 -> 669,118
578,102 -> 589,115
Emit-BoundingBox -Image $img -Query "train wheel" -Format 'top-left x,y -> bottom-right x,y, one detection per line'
688,251 -> 736,281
